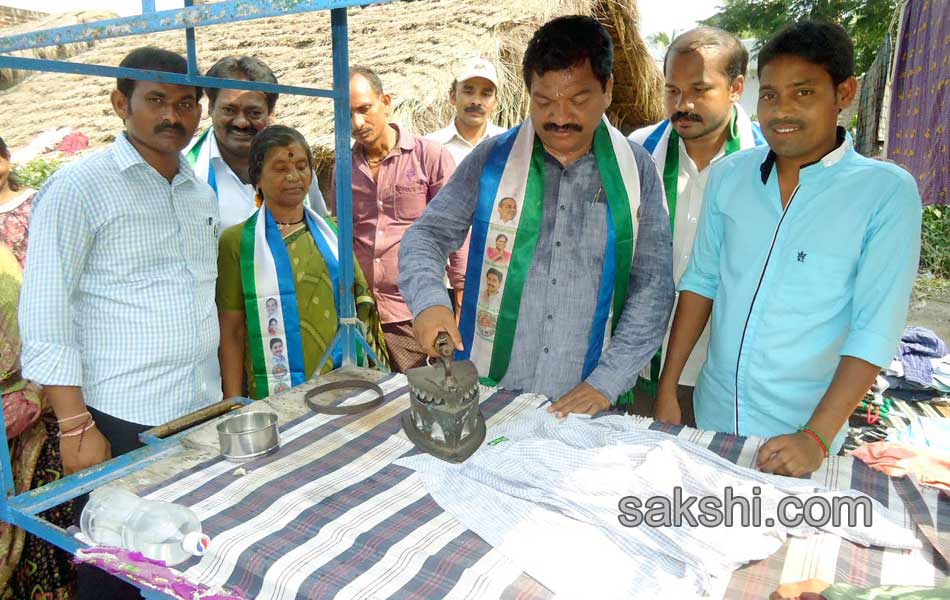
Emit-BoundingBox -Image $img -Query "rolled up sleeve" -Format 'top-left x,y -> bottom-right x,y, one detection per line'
19,175 -> 92,386
839,172 -> 921,367
587,145 -> 675,402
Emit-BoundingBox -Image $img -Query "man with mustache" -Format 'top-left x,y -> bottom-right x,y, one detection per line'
333,66 -> 463,372
186,56 -> 328,228
400,16 -> 673,416
426,57 -> 506,165
659,21 -> 921,476
629,27 -> 765,422
19,46 -> 221,598
426,58 -> 506,314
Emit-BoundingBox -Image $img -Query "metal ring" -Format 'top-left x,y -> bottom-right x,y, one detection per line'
304,379 -> 386,415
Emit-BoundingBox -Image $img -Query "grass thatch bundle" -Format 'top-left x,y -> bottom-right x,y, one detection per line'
0,0 -> 663,187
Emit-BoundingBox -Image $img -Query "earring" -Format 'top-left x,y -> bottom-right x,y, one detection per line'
255,189 -> 264,208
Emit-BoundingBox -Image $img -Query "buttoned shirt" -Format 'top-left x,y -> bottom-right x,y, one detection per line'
397,409 -> 920,599
398,134 -> 673,402
188,129 -> 328,229
332,124 -> 464,324
19,133 -> 222,425
630,109 -> 764,387
425,120 -> 507,165
679,135 -> 921,453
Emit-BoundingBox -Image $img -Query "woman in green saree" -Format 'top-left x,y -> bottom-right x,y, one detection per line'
217,125 -> 387,400
0,244 -> 75,598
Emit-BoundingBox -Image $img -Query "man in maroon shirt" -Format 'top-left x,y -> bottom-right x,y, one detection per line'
332,66 -> 465,371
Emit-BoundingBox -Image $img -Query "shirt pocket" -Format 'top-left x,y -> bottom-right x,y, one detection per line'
392,182 -> 428,221
776,251 -> 855,317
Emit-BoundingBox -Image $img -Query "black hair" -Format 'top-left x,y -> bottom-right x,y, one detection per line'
116,46 -> 202,101
757,20 -> 854,87
205,56 -> 278,113
248,125 -> 314,189
350,65 -> 384,96
522,15 -> 614,91
486,267 -> 503,281
266,298 -> 278,305
268,318 -> 278,326
664,27 -> 748,81
495,233 -> 508,242
0,136 -> 21,192
270,338 -> 282,349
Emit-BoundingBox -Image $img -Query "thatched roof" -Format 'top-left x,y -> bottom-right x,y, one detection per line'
0,10 -> 118,90
0,0 -> 662,167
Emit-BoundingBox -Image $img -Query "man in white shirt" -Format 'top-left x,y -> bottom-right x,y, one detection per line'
426,58 -> 506,312
629,27 -> 765,422
186,56 -> 328,228
426,57 -> 507,165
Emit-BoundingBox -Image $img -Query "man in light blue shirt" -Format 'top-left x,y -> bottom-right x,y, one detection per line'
656,21 -> 921,477
19,46 -> 221,490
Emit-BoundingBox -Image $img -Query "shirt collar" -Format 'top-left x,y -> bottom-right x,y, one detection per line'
352,122 -> 415,158
112,132 -> 149,172
429,122 -> 460,145
208,129 -> 224,162
432,119 -> 501,146
394,123 -> 415,151
759,126 -> 849,184
112,131 -> 196,183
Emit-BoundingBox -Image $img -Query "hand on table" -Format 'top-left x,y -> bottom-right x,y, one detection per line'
653,387 -> 682,425
756,431 -> 825,477
549,383 -> 611,418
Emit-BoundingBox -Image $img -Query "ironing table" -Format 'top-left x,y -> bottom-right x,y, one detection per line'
91,366 -> 949,599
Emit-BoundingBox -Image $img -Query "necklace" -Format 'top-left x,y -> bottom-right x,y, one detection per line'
276,217 -> 306,228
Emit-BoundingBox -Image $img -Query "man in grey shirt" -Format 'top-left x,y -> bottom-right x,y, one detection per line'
399,15 -> 673,416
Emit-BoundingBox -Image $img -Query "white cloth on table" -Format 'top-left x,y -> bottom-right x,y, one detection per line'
397,410 -> 921,600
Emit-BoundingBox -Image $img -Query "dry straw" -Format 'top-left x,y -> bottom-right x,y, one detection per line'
0,0 -> 663,185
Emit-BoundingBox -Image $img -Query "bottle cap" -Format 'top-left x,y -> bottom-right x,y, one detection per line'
182,531 -> 211,556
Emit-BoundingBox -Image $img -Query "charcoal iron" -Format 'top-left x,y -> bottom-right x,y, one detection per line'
401,332 -> 485,462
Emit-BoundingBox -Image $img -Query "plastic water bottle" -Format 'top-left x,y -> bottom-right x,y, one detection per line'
80,487 -> 210,566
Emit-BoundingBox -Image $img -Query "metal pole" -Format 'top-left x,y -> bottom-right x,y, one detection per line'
330,7 -> 358,367
185,0 -> 198,76
0,383 -> 17,519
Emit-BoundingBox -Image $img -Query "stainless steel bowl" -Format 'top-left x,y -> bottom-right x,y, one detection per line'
216,411 -> 279,462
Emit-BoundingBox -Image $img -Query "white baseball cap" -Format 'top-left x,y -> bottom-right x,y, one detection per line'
455,58 -> 499,88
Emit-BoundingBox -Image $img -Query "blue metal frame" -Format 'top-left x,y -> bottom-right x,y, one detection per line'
0,1 -> 394,597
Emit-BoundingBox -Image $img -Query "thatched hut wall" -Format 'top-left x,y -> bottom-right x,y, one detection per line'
0,0 -> 662,191
0,11 -> 118,91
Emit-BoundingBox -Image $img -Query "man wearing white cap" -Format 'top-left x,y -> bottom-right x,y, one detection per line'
427,58 -> 505,314
426,57 -> 506,165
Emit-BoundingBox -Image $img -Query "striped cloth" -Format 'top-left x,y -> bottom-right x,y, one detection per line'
138,374 -> 949,599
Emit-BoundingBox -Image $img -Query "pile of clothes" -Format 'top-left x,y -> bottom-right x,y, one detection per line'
874,326 -> 950,401
845,327 -> 950,492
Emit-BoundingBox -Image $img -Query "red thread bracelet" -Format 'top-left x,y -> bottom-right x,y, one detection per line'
799,427 -> 828,457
